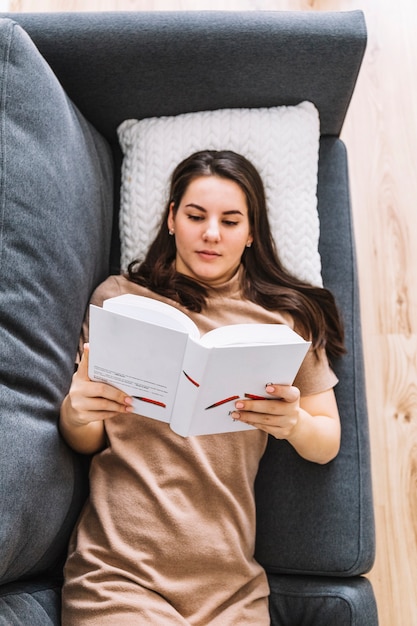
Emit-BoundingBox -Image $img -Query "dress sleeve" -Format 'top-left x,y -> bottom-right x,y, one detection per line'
77,275 -> 125,362
292,346 -> 338,396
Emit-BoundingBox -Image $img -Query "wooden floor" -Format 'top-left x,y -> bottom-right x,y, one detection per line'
8,0 -> 417,624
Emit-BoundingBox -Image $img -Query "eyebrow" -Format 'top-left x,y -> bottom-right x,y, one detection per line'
185,203 -> 244,216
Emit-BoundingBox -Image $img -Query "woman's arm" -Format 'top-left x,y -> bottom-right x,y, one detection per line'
59,344 -> 133,455
230,384 -> 341,464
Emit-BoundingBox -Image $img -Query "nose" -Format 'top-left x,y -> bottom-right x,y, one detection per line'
203,219 -> 220,242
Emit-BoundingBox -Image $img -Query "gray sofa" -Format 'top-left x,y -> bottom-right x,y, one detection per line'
0,10 -> 378,625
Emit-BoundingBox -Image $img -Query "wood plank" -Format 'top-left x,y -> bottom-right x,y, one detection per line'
334,2 -> 417,624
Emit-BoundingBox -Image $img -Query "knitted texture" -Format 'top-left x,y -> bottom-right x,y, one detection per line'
118,102 -> 322,285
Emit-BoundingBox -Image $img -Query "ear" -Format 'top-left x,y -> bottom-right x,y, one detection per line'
167,202 -> 175,232
247,233 -> 254,247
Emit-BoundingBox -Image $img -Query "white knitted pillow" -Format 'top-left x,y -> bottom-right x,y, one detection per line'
118,101 -> 322,286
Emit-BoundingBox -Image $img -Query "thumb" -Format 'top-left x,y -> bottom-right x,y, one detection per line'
77,343 -> 91,380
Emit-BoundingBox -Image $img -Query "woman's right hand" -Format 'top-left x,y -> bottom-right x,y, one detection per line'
59,344 -> 133,454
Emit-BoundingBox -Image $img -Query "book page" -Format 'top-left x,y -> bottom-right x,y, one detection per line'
171,334 -> 310,436
88,305 -> 190,422
200,323 -> 305,347
103,294 -> 199,337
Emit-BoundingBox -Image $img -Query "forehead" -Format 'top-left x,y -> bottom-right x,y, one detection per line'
182,175 -> 248,211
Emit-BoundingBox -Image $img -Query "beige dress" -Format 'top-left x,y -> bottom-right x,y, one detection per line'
62,271 -> 338,626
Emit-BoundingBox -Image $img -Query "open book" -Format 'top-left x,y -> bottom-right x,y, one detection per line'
88,294 -> 310,437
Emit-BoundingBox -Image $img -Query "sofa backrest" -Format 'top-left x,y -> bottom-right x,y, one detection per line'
9,11 -> 367,141
5,10 -> 367,273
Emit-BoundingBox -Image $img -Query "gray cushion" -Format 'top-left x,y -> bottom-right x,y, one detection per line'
268,575 -> 378,626
255,139 -> 375,577
4,11 -> 367,141
0,580 -> 60,626
0,18 -> 114,584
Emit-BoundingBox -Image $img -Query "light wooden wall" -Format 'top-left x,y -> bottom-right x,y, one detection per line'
8,1 -> 417,624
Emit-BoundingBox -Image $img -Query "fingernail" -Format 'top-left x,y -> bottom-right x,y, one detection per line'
265,384 -> 275,393
229,410 -> 241,421
235,401 -> 244,409
125,397 -> 133,405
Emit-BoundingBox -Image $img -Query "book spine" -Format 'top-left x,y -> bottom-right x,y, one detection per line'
169,338 -> 210,437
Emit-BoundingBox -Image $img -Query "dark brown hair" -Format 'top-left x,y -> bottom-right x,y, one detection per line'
128,150 -> 345,360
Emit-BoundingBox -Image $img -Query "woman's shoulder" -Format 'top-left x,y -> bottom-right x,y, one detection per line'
293,346 -> 339,397
90,274 -> 152,307
89,274 -> 127,306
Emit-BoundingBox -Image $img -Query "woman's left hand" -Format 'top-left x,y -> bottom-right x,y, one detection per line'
230,383 -> 341,464
230,383 -> 301,440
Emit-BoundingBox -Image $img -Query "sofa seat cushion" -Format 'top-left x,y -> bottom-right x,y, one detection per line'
267,574 -> 378,626
0,579 -> 61,626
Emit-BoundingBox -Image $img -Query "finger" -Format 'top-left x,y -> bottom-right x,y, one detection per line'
70,384 -> 133,422
231,409 -> 297,439
232,408 -> 290,425
234,396 -> 287,416
265,384 -> 300,403
77,347 -> 133,408
234,386 -> 299,414
81,395 -> 132,415
85,379 -> 133,409
76,343 -> 91,381
70,378 -> 133,419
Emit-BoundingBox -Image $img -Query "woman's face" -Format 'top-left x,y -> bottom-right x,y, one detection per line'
167,175 -> 253,287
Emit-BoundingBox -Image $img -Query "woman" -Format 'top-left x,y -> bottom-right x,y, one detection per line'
60,150 -> 344,625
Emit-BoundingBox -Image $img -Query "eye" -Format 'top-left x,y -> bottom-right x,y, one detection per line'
187,214 -> 204,222
222,219 -> 239,226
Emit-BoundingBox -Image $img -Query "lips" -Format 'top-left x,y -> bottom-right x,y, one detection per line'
197,250 -> 221,258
